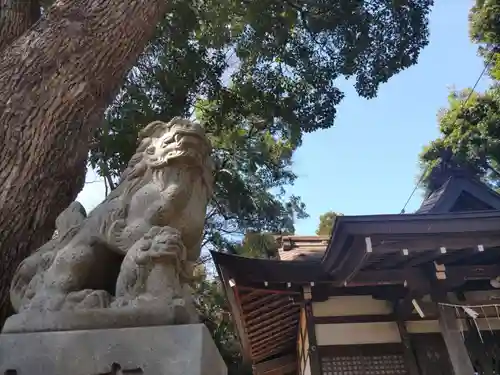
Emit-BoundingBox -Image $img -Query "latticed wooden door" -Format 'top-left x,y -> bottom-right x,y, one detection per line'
319,344 -> 408,375
464,328 -> 500,375
410,333 -> 452,375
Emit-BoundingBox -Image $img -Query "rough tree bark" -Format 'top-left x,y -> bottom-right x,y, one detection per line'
0,0 -> 172,324
0,0 -> 41,52
0,0 -> 42,323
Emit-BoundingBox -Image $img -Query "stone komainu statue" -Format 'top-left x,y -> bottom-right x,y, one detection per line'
7,118 -> 214,332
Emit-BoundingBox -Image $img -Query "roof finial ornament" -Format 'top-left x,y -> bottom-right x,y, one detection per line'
426,147 -> 477,195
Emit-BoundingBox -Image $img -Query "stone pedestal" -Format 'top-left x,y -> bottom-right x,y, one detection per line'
0,324 -> 227,375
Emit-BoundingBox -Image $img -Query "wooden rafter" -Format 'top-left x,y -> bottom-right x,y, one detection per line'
333,237 -> 373,286
323,211 -> 500,274
253,343 -> 296,363
342,211 -> 500,235
246,307 -> 300,333
372,246 -> 479,270
252,332 -> 297,357
342,262 -> 500,289
248,313 -> 299,338
242,293 -> 283,312
369,233 -> 500,254
243,301 -> 295,323
247,309 -> 299,340
249,325 -> 298,351
239,290 -> 265,304
248,319 -> 298,343
246,306 -> 299,330
245,299 -> 296,321
253,354 -> 296,375
237,285 -> 301,296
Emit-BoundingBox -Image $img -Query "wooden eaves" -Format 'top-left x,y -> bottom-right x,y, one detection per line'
322,209 -> 500,289
210,168 -> 500,372
211,210 -> 500,369
211,251 -> 310,372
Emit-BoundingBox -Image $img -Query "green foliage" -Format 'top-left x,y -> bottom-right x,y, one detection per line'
316,211 -> 343,236
193,230 -> 281,374
469,0 -> 500,79
192,231 -> 281,374
230,232 -> 280,258
419,0 -> 500,193
90,0 -> 433,250
419,87 -> 500,191
87,0 -> 433,370
193,266 -> 252,375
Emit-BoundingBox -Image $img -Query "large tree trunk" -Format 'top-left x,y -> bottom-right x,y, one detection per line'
0,0 -> 41,52
0,0 -> 42,323
0,0 -> 171,325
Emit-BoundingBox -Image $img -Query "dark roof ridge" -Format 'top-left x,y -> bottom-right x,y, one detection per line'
417,174 -> 500,214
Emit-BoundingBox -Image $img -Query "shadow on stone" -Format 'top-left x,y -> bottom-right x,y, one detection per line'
97,362 -> 143,374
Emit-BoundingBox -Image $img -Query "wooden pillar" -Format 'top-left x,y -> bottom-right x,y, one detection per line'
433,298 -> 475,375
426,261 -> 475,375
304,286 -> 321,375
456,293 -> 493,375
393,302 -> 420,375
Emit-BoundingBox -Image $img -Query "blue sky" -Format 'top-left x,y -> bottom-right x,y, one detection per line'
290,0 -> 492,235
77,0 -> 492,236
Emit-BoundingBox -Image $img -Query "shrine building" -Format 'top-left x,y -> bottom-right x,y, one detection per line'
212,163 -> 500,375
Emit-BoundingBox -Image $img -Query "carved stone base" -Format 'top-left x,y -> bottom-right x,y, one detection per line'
0,324 -> 227,375
2,303 -> 199,333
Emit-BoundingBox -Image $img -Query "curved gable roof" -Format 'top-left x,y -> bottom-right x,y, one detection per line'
416,175 -> 500,214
